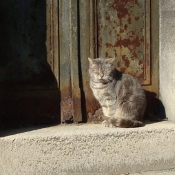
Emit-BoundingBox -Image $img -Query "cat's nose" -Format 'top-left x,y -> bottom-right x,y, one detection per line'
99,73 -> 104,78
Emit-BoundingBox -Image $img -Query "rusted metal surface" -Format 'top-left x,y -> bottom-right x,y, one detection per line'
96,0 -> 150,85
84,0 -> 159,121
70,0 -> 82,122
79,0 -> 102,122
59,0 -> 73,123
60,97 -> 73,123
58,0 -> 82,123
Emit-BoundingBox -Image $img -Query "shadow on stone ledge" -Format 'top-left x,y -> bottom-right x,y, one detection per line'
144,90 -> 166,122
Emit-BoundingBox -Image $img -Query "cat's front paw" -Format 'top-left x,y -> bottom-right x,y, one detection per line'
102,120 -> 109,127
109,123 -> 116,128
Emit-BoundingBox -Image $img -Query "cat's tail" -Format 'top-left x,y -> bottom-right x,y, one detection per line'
118,118 -> 144,128
104,117 -> 144,128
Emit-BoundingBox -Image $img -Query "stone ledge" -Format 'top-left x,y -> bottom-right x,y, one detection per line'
1,121 -> 175,174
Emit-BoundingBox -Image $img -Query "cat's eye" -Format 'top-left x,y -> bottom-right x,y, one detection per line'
92,69 -> 99,74
106,68 -> 111,72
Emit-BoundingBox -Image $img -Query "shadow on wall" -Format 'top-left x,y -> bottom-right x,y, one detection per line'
144,91 -> 166,121
0,0 -> 60,129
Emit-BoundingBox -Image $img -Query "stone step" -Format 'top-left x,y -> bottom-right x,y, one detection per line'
0,121 -> 175,175
129,169 -> 175,175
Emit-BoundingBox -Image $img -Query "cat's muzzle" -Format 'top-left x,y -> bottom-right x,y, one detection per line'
100,79 -> 109,84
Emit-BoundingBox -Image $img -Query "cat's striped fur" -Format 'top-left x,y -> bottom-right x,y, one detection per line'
88,57 -> 146,128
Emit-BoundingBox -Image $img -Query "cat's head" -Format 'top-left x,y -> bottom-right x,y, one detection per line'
88,57 -> 115,84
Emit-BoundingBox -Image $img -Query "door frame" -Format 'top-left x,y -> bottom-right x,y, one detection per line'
47,0 -> 159,122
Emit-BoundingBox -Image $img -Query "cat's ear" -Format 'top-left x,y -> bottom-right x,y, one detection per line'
88,57 -> 96,65
88,57 -> 93,62
107,57 -> 115,64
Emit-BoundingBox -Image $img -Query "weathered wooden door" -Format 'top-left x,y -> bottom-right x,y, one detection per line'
0,0 -> 158,128
48,0 -> 159,123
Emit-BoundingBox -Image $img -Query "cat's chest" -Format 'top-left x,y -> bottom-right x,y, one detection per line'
93,88 -> 116,102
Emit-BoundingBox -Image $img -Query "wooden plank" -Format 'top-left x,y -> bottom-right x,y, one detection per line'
59,0 -> 72,123
46,0 -> 59,85
52,0 -> 59,84
79,0 -> 101,122
59,0 -> 82,123
70,0 -> 82,122
46,0 -> 54,71
144,0 -> 151,85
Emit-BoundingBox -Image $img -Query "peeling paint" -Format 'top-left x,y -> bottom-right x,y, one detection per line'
97,0 -> 150,83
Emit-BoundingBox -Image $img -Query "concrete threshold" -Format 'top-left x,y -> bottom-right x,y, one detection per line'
0,121 -> 175,175
129,169 -> 175,175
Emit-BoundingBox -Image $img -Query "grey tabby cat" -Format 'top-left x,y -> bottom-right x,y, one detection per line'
88,57 -> 146,128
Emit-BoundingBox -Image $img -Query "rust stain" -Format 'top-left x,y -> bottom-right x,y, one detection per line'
106,42 -> 113,48
98,37 -> 102,47
127,17 -> 132,24
105,52 -> 109,58
72,94 -> 82,123
105,37 -> 142,50
88,107 -> 104,121
98,24 -> 102,31
111,0 -> 129,19
131,50 -> 137,59
61,97 -> 73,123
119,68 -> 126,73
105,16 -> 110,21
120,29 -> 124,33
115,36 -> 142,48
124,24 -> 128,30
122,55 -> 130,68
135,16 -> 139,21
117,61 -> 121,67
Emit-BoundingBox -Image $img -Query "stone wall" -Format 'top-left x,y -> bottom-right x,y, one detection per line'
159,0 -> 175,122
